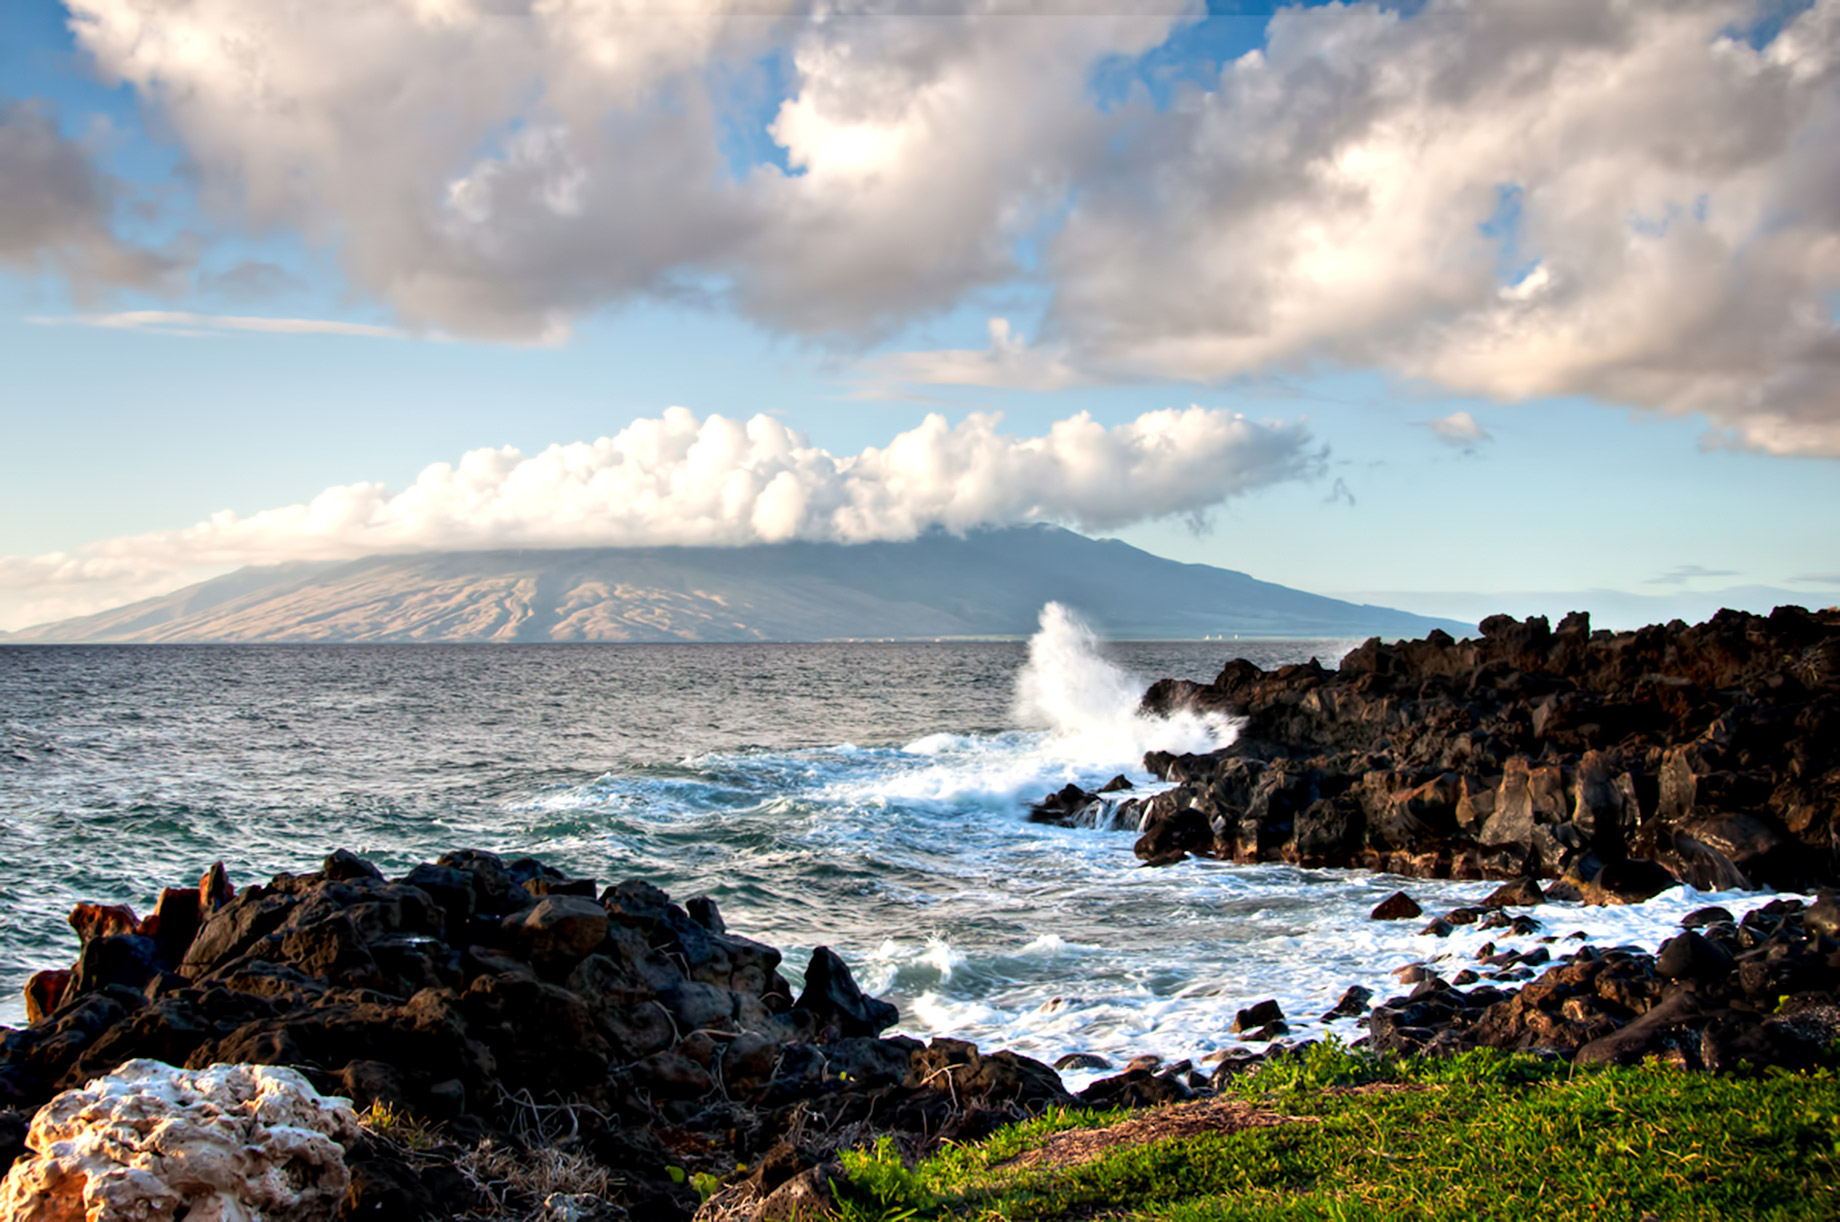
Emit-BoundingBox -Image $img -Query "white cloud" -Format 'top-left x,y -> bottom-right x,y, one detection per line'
1419,410 -> 1493,449
864,317 -> 1088,394
44,0 -> 1840,454
1048,0 -> 1840,455
0,404 -> 1319,630
27,311 -> 408,339
63,0 -> 1184,342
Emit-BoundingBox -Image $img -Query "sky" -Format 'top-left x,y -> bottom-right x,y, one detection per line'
1,0 -> 1837,632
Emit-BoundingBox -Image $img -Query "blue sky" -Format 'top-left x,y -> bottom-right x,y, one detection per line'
1,0 -> 1836,631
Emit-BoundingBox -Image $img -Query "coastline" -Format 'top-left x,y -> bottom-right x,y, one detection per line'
3,606 -> 1838,1218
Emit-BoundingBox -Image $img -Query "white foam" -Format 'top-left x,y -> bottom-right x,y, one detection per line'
811,605 -> 1237,816
879,874 -> 1811,1092
1019,933 -> 1071,957
1012,602 -> 1238,767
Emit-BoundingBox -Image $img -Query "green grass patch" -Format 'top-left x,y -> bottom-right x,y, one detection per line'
835,1044 -> 1840,1221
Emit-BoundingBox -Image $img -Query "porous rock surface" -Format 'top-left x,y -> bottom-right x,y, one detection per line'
0,1058 -> 359,1222
1052,608 -> 1840,893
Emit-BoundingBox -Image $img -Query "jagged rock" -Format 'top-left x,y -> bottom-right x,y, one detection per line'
0,1059 -> 359,1222
1320,985 -> 1373,1021
1370,892 -> 1422,920
793,947 -> 898,1040
65,904 -> 138,945
1028,783 -> 1099,825
22,973 -> 70,1027
1132,608 -> 1840,891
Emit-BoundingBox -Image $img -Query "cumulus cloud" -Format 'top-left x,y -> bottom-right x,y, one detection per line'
46,0 -> 1840,453
63,0 -> 1182,341
0,99 -> 175,290
1048,0 -> 1840,454
1419,410 -> 1493,450
0,404 -> 1319,629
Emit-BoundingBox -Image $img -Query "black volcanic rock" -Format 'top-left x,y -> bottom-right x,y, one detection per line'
1355,901 -> 1840,1076
1128,607 -> 1840,892
0,851 -> 1070,1222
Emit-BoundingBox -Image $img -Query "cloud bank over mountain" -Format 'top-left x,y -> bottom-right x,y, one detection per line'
0,405 -> 1319,630
26,0 -> 1840,456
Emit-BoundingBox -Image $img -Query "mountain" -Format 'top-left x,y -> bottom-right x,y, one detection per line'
4,527 -> 1472,643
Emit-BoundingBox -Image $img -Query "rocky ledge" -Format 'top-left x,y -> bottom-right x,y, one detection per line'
0,850 -> 1076,1220
1041,607 -> 1840,894
1352,888 -> 1840,1072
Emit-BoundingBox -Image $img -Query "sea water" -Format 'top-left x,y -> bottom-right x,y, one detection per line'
0,606 -> 1791,1086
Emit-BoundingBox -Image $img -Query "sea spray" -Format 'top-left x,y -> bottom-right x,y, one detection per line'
1010,601 -> 1238,766
819,604 -> 1236,811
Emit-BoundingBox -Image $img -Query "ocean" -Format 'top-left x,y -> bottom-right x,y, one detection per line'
0,605 -> 1783,1085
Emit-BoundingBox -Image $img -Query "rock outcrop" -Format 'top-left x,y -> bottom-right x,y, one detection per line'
1082,608 -> 1840,892
0,1059 -> 360,1222
0,851 -> 1073,1220
1351,895 -> 1840,1072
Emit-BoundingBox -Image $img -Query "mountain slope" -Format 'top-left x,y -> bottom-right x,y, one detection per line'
6,527 -> 1471,643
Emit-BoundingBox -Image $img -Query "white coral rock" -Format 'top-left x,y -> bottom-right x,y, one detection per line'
0,1059 -> 362,1221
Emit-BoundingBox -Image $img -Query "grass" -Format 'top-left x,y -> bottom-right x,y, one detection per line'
833,1043 -> 1840,1221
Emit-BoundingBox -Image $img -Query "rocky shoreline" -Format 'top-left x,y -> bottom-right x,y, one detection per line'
6,850 -> 1838,1220
5,607 -> 1839,1219
1037,606 -> 1840,895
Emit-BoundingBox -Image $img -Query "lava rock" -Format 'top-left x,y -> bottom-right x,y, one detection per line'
1370,892 -> 1423,921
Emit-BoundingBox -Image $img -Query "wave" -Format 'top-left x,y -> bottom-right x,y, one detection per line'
1012,602 -> 1238,766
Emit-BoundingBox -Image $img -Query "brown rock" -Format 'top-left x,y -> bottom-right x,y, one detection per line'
67,904 -> 140,945
1370,891 -> 1422,920
1482,878 -> 1545,908
22,971 -> 71,1025
199,862 -> 235,913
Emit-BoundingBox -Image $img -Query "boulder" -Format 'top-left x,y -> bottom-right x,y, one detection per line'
1232,999 -> 1284,1032
510,895 -> 612,970
792,948 -> 898,1040
1369,892 -> 1422,921
65,904 -> 138,946
1654,932 -> 1734,984
0,1059 -> 360,1222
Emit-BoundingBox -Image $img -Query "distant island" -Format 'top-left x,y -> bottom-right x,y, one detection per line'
0,526 -> 1469,644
